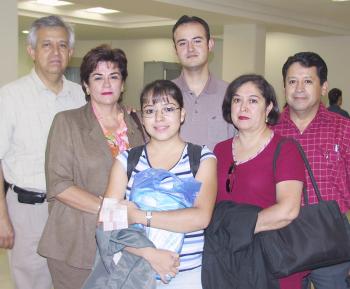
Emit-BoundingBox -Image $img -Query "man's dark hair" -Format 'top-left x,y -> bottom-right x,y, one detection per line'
328,88 -> 342,105
282,52 -> 328,86
172,15 -> 210,43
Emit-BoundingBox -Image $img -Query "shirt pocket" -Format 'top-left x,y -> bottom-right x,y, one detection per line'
319,143 -> 340,170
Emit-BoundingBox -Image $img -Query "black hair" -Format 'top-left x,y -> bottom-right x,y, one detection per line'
140,80 -> 184,109
222,74 -> 279,125
282,52 -> 328,86
328,88 -> 342,105
172,15 -> 210,43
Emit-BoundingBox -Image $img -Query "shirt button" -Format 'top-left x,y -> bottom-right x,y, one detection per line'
195,100 -> 198,104
195,110 -> 198,113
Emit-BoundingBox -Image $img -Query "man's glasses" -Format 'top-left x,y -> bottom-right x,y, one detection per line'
226,161 -> 236,193
142,105 -> 180,118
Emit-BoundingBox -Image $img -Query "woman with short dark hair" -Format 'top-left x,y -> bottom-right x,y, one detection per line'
212,74 -> 306,289
38,45 -> 145,289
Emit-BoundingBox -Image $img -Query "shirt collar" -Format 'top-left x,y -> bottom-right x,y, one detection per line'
279,103 -> 329,126
177,71 -> 217,96
29,68 -> 69,96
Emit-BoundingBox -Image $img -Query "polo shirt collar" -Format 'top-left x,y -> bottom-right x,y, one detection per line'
177,72 -> 218,95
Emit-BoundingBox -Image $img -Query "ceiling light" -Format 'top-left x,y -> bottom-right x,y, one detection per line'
332,0 -> 350,2
34,0 -> 73,6
84,7 -> 120,14
22,30 -> 29,34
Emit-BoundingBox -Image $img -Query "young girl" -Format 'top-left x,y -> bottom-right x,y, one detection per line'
104,79 -> 217,289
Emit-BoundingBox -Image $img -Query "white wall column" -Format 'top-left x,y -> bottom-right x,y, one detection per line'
222,23 -> 266,82
0,0 -> 17,86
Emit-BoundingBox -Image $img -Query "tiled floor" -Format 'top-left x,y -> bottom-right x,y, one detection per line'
0,249 -> 14,289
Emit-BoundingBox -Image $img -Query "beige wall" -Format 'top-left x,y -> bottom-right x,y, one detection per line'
17,30 -> 350,112
265,33 -> 350,112
75,38 -> 224,108
0,0 -> 17,86
222,24 -> 266,82
19,37 -> 223,108
18,34 -> 33,77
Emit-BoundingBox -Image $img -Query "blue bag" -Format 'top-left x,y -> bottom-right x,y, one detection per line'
129,168 -> 201,253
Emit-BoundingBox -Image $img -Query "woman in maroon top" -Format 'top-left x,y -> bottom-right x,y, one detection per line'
214,74 -> 306,289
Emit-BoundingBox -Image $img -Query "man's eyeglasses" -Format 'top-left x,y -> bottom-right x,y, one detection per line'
142,105 -> 180,118
226,161 -> 236,193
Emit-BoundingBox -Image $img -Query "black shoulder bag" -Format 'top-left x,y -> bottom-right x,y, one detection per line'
260,137 -> 350,278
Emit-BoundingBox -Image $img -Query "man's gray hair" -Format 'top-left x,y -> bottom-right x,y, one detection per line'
27,15 -> 75,49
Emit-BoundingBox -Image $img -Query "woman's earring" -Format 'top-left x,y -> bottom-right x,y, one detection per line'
265,115 -> 269,123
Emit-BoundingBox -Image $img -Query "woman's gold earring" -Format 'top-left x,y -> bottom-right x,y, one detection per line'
265,115 -> 268,123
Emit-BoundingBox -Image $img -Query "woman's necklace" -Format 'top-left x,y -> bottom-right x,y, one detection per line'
92,103 -> 129,157
232,131 -> 274,165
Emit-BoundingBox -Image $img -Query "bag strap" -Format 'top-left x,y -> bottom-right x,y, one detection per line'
130,111 -> 147,143
273,137 -> 323,204
127,142 -> 202,180
126,111 -> 146,181
127,145 -> 144,180
187,142 -> 202,177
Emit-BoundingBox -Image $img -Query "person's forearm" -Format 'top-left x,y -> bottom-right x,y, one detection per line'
124,246 -> 149,258
125,246 -> 179,282
56,186 -> 102,214
130,207 -> 212,233
254,203 -> 299,233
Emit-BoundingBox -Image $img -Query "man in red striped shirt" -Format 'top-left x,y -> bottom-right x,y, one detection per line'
273,51 -> 350,289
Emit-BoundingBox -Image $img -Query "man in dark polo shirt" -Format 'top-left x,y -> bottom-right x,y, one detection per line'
172,15 -> 235,150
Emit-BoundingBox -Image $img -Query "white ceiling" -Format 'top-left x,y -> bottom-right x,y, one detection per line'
18,0 -> 350,40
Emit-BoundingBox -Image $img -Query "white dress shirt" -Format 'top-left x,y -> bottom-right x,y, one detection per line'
0,69 -> 85,191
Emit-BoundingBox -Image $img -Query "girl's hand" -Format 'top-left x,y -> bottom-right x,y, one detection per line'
142,247 -> 180,283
